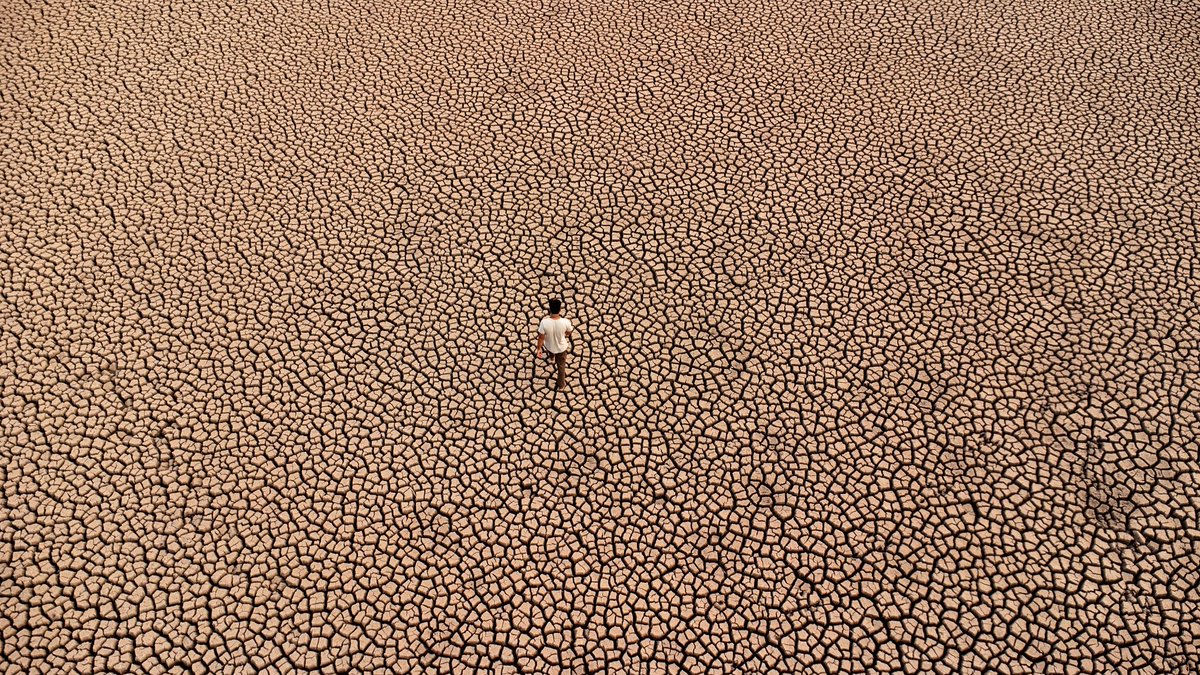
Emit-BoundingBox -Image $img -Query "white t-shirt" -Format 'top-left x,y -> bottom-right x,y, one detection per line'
538,316 -> 572,354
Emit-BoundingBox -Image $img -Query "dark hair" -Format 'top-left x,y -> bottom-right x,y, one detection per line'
549,298 -> 562,314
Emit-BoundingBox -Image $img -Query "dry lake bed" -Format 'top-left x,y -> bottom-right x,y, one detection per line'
2,0 -> 1198,671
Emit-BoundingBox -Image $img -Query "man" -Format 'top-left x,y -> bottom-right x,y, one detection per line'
536,298 -> 573,391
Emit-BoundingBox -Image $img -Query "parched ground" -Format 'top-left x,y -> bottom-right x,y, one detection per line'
1,0 -> 1198,670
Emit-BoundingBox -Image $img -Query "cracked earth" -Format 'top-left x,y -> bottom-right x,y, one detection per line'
2,0 -> 1199,671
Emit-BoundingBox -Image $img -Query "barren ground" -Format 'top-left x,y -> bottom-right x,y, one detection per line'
2,0 -> 1199,671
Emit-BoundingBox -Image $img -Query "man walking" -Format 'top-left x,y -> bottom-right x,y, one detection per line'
536,298 -> 573,391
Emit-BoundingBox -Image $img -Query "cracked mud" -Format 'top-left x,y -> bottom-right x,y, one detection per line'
2,0 -> 1199,671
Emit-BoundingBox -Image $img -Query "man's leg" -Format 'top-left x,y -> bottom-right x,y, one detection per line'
555,351 -> 566,390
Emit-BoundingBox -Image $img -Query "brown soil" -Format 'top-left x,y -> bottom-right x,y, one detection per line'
2,0 -> 1198,671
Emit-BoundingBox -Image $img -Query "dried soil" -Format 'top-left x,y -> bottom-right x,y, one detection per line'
2,0 -> 1199,671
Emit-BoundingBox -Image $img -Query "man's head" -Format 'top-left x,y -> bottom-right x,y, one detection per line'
548,298 -> 562,315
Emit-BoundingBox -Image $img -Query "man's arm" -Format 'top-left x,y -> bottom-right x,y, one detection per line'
536,333 -> 546,357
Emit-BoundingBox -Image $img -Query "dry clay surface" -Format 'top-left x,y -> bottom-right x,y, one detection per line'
2,0 -> 1199,670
